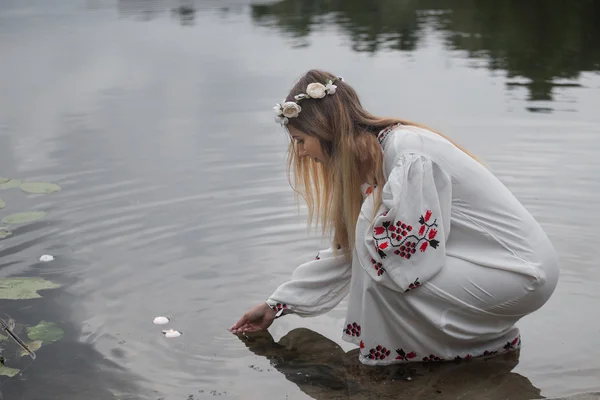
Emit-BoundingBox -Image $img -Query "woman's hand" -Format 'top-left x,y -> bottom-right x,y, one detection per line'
229,302 -> 277,334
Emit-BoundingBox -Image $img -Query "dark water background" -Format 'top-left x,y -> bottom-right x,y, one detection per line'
1,0 -> 600,399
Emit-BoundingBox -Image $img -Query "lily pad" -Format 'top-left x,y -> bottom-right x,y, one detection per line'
0,364 -> 20,377
0,179 -> 21,190
20,182 -> 61,194
1,211 -> 47,225
18,340 -> 42,358
0,229 -> 10,239
26,321 -> 64,344
0,198 -> 5,208
0,176 -> 10,184
0,277 -> 60,300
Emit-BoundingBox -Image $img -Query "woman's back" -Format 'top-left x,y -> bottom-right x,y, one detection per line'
381,124 -> 558,283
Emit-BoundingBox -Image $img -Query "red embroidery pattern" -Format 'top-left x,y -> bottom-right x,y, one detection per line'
404,278 -> 421,293
271,303 -> 288,312
395,349 -> 417,361
365,345 -> 392,360
422,354 -> 444,362
370,258 -> 386,276
373,209 -> 440,260
454,354 -> 473,361
360,335 -> 520,364
377,123 -> 402,145
502,336 -> 521,350
344,322 -> 361,337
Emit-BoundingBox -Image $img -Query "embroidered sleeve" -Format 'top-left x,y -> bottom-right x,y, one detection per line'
367,153 -> 451,292
266,246 -> 352,318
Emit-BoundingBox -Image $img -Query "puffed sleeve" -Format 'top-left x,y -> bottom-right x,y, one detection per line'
363,153 -> 452,293
266,246 -> 352,318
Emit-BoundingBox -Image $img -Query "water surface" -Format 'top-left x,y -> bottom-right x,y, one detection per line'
1,1 -> 599,399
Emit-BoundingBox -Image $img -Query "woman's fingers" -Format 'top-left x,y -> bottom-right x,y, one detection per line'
241,324 -> 261,333
229,314 -> 249,332
230,319 -> 265,334
230,303 -> 273,333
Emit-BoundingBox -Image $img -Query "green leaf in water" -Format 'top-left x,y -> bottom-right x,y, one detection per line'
0,179 -> 22,190
0,228 -> 10,240
0,364 -> 20,377
0,176 -> 10,184
0,277 -> 60,300
0,198 -> 5,208
1,211 -> 47,225
17,340 -> 42,358
26,321 -> 64,344
20,182 -> 61,194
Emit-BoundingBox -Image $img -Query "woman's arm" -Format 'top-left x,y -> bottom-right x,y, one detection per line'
230,246 -> 352,333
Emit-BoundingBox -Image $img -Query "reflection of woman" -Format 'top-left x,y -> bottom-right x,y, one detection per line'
237,328 -> 543,400
230,70 -> 559,365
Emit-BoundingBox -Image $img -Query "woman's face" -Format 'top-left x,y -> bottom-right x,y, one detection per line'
288,125 -> 329,164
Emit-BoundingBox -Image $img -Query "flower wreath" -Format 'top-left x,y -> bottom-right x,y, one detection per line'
274,76 -> 343,126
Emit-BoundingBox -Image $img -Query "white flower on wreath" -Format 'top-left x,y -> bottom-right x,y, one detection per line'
275,115 -> 288,126
273,103 -> 283,116
281,102 -> 301,118
294,93 -> 310,101
325,80 -> 337,95
306,83 -> 327,99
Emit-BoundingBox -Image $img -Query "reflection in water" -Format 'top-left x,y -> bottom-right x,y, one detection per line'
1,0 -> 599,398
237,329 -> 542,400
113,0 -> 600,110
250,0 -> 600,106
116,0 -> 244,24
0,288 -> 146,399
171,6 -> 196,26
118,0 -> 197,25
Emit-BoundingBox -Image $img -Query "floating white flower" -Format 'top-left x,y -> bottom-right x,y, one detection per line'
153,316 -> 170,325
325,80 -> 337,95
162,329 -> 182,338
306,83 -> 326,99
281,102 -> 301,118
39,255 -> 54,262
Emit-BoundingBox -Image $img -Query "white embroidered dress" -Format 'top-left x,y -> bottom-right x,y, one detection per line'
267,124 -> 559,365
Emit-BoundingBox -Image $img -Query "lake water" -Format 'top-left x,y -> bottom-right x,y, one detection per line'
1,1 -> 600,399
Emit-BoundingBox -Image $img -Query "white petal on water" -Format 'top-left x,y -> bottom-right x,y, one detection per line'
152,316 -> 170,325
162,329 -> 182,338
39,255 -> 54,262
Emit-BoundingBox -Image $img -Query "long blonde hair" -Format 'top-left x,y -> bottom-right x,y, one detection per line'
284,69 -> 476,257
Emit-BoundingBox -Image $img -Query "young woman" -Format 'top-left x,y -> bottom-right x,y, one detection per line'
230,70 -> 559,365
